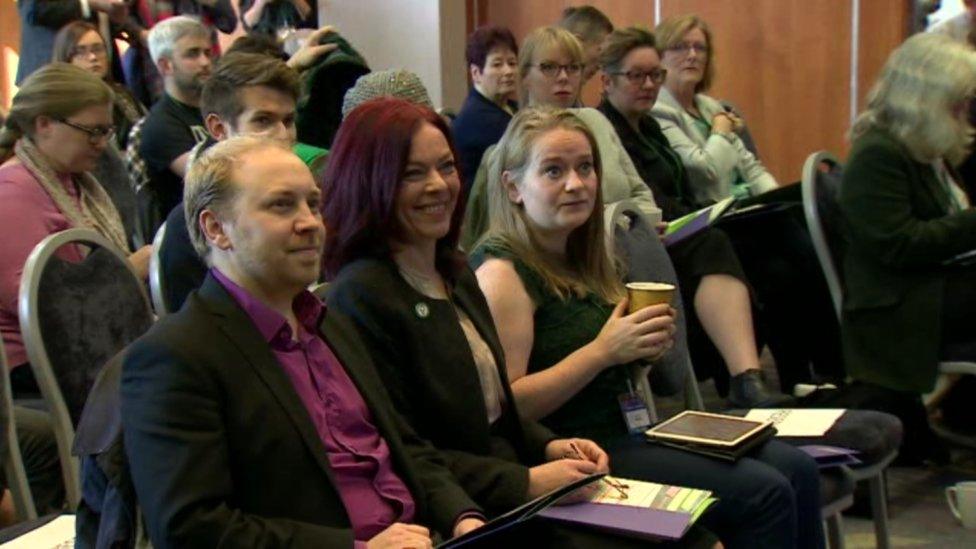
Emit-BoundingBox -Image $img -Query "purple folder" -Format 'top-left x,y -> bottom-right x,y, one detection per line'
539,503 -> 692,541
661,211 -> 713,247
798,445 -> 861,468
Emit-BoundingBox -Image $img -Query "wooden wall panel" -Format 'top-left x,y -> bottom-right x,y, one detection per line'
2,0 -> 22,111
857,0 -> 911,112
477,0 -> 909,185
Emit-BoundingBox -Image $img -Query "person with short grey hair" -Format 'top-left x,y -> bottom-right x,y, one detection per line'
148,15 -> 213,67
137,15 -> 214,237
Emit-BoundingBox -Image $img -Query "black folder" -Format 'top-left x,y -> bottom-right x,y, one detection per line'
436,473 -> 605,548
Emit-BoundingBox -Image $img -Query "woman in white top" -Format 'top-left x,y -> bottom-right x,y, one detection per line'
652,15 -> 778,206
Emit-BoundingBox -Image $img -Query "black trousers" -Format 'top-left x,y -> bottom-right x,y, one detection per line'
717,197 -> 845,391
1,406 -> 64,514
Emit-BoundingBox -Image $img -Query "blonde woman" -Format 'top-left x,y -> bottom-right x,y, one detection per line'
652,15 -> 777,205
840,32 -> 976,459
462,26 -> 660,247
472,107 -> 823,549
0,64 -> 150,394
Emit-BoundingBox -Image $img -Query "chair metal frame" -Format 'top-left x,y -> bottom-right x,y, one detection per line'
821,467 -> 856,549
801,150 -> 924,549
18,229 -> 151,509
148,222 -> 169,317
0,340 -> 38,521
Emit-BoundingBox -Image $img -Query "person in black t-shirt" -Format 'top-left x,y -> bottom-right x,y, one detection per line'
137,16 -> 214,236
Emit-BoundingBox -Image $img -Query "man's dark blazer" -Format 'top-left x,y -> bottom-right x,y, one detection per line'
840,128 -> 976,393
326,258 -> 557,515
121,273 -> 479,548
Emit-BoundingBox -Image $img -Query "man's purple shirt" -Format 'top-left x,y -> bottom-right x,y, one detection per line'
212,268 -> 415,543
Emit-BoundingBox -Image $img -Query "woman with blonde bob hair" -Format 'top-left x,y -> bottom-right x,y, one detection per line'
461,26 -> 661,246
472,106 -> 824,549
839,32 -> 976,457
516,26 -> 586,108
0,63 -> 150,393
652,14 -> 777,204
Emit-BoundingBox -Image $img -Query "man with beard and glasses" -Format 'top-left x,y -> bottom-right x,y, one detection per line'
138,16 -> 214,234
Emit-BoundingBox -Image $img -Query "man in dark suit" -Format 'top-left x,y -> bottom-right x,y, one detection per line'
121,137 -> 485,547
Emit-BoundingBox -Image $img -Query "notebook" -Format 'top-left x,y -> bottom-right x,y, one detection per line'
744,409 -> 845,437
0,515 -> 74,548
539,478 -> 716,541
437,473 -> 605,548
662,197 -> 737,247
644,410 -> 776,462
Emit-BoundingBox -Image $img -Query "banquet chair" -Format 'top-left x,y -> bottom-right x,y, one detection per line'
18,229 -> 154,508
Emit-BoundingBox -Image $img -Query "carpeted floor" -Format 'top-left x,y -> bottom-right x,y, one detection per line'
652,356 -> 976,548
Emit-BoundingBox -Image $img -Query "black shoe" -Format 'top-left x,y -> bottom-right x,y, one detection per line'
728,370 -> 795,408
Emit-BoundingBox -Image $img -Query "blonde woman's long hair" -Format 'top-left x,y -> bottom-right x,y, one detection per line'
852,32 -> 976,164
517,26 -> 584,107
0,63 -> 114,162
479,106 -> 624,304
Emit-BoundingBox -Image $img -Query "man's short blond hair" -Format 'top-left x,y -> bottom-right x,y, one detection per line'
184,136 -> 292,262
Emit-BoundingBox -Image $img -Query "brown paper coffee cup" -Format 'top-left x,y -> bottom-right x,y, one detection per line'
626,282 -> 675,314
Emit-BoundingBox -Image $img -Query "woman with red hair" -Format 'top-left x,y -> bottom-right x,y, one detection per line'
322,98 -> 715,548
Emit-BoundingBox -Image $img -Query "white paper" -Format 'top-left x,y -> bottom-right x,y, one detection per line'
744,408 -> 845,437
0,515 -> 74,549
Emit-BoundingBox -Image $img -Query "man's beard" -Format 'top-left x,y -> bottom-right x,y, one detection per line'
175,72 -> 207,97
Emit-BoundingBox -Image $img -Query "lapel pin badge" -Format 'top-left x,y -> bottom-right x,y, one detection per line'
414,302 -> 430,319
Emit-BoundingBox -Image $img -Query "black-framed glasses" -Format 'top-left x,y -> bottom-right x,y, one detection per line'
533,62 -> 583,78
667,42 -> 709,56
611,68 -> 668,86
70,43 -> 108,58
57,119 -> 116,144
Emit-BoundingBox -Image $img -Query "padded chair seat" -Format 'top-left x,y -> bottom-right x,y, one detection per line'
726,408 -> 902,467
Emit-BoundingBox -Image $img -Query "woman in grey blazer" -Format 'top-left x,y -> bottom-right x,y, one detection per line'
652,15 -> 777,206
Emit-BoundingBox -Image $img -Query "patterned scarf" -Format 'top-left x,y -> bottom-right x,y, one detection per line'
14,138 -> 130,253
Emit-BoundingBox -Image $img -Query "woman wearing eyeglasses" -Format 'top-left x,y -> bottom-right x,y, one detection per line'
462,26 -> 661,246
53,21 -> 148,151
651,16 -> 849,396
652,15 -> 777,206
596,26 -> 787,407
0,64 -> 151,396
462,26 -> 786,406
52,22 -> 148,244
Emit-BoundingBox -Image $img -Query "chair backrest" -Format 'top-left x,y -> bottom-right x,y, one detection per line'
148,222 -> 169,317
18,229 -> 154,508
603,200 -> 704,417
0,339 -> 37,521
801,151 -> 847,321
